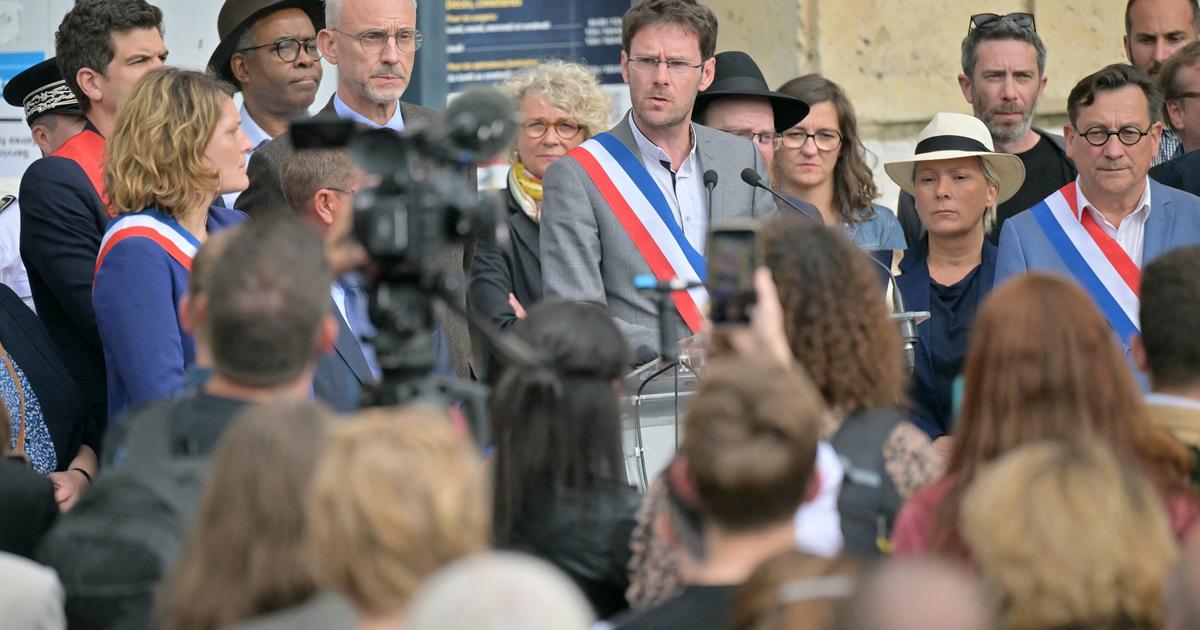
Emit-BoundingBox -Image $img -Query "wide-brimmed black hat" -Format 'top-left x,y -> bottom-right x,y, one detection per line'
693,51 -> 809,132
207,0 -> 325,88
2,57 -> 82,126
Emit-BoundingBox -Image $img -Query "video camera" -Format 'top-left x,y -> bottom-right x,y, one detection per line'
289,87 -> 525,438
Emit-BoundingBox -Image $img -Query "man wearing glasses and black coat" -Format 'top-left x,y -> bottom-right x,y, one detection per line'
208,0 -> 324,206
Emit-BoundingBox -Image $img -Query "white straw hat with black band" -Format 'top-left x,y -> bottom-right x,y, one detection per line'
884,112 -> 1026,204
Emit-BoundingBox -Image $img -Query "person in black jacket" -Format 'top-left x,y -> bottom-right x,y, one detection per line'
0,282 -> 93,511
491,301 -> 640,618
0,390 -> 58,559
467,60 -> 612,382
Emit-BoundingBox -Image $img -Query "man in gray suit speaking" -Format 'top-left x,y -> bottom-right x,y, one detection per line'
540,0 -> 777,359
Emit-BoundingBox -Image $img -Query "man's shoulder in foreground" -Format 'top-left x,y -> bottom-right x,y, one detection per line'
613,584 -> 735,630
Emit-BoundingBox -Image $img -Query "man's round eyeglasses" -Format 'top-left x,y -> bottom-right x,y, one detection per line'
722,129 -> 782,148
523,120 -> 582,140
781,129 -> 843,151
236,37 -> 321,63
1074,125 -> 1153,147
627,56 -> 705,75
331,28 -> 423,54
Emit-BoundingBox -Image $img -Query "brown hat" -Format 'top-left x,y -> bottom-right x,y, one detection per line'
207,0 -> 325,88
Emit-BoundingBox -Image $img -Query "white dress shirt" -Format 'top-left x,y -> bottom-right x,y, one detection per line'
1075,176 -> 1152,267
0,198 -> 33,311
224,105 -> 277,208
628,116 -> 708,253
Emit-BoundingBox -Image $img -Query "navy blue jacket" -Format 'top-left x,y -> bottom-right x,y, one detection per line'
895,237 -> 997,437
92,207 -> 245,423
18,124 -> 109,449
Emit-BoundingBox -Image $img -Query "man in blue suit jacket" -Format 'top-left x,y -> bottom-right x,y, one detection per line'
281,148 -> 453,412
996,64 -> 1200,353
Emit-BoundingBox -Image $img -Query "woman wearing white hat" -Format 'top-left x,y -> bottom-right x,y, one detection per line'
885,112 -> 1025,440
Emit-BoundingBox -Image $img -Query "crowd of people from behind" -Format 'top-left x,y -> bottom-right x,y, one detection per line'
6,0 -> 1200,628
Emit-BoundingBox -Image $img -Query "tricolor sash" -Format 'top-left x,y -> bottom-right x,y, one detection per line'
95,210 -> 200,278
1029,181 -> 1140,342
52,128 -> 112,217
570,132 -> 709,333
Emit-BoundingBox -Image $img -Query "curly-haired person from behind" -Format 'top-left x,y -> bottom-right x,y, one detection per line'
961,439 -> 1178,630
156,400 -> 338,630
307,406 -> 490,629
614,356 -> 826,630
763,216 -> 943,557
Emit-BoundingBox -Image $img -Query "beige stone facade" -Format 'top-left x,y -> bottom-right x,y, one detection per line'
704,0 -> 1132,209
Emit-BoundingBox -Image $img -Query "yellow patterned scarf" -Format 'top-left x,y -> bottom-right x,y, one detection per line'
508,162 -> 543,223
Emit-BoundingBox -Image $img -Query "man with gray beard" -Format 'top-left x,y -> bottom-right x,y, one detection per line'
898,12 -> 1075,245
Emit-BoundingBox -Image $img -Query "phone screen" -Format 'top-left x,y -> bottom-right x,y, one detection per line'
707,227 -> 758,325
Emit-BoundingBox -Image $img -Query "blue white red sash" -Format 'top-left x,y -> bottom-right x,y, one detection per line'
570,132 -> 709,333
1029,181 -> 1140,342
95,210 -> 200,277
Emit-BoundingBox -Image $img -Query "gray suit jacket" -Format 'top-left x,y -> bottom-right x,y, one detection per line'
540,114 -> 776,355
236,95 -> 473,379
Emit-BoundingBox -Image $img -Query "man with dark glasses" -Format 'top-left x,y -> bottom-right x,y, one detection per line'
898,12 -> 1076,246
1123,0 -> 1199,164
209,0 -> 324,205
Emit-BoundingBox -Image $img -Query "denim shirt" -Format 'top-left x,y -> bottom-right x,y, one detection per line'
843,204 -> 907,251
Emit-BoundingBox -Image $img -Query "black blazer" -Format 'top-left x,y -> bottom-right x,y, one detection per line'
0,284 -> 90,467
468,188 -> 542,382
1151,148 -> 1200,197
0,459 -> 58,559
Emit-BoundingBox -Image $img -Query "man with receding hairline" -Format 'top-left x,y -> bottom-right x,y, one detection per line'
239,0 -> 474,381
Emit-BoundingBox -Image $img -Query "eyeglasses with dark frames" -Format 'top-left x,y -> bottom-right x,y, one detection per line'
522,120 -> 582,140
330,28 -> 423,54
780,128 -> 843,151
236,36 -> 321,63
1073,125 -> 1153,147
721,129 -> 782,148
969,12 -> 1037,33
626,56 -> 705,75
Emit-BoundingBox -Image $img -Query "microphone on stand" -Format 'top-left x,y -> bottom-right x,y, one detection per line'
634,274 -> 703,364
704,169 -> 718,218
740,168 -> 821,222
739,168 -> 928,371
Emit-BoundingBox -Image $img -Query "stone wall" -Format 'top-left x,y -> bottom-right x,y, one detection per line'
704,0 -> 1131,209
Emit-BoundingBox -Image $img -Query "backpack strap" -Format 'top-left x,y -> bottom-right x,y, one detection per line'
0,338 -> 27,458
830,407 -> 905,555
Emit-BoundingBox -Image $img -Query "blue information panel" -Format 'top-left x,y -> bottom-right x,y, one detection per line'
445,0 -> 631,89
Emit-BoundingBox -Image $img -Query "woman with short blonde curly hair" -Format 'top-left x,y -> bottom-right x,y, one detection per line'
93,67 -> 249,421
307,407 -> 490,628
468,60 -> 612,381
961,438 -> 1178,630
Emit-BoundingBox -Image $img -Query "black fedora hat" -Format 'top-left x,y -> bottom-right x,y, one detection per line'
2,57 -> 82,126
693,51 -> 809,132
207,0 -> 325,88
